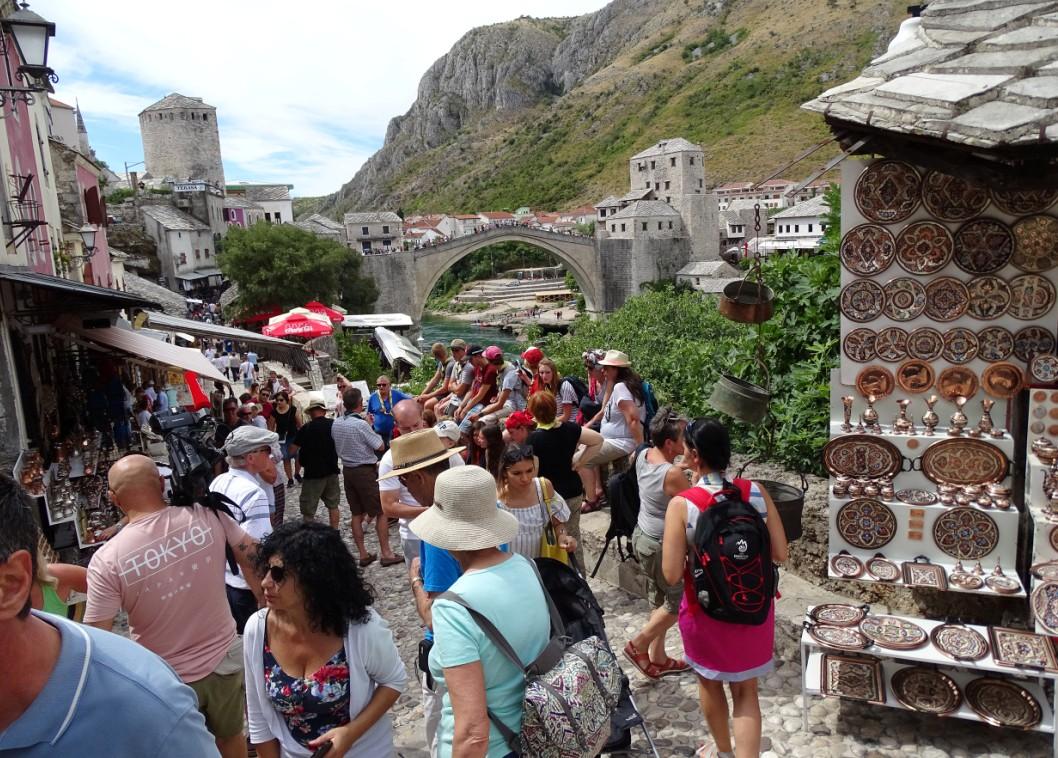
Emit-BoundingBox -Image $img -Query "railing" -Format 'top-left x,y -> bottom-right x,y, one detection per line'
362,223 -> 593,258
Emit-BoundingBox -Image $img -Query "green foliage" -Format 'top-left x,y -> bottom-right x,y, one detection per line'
218,223 -> 378,317
291,196 -> 325,220
147,187 -> 171,195
564,272 -> 580,293
106,187 -> 135,204
334,332 -> 384,385
817,183 -> 841,257
574,220 -> 595,237
634,31 -> 676,63
682,28 -> 747,62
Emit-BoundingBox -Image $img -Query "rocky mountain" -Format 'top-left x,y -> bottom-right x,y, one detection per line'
317,0 -> 904,217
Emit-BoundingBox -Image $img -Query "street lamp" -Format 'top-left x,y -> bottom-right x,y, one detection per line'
5,2 -> 56,82
78,224 -> 97,255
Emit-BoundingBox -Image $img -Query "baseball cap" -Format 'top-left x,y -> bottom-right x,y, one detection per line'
521,346 -> 544,364
223,425 -> 278,457
450,338 -> 467,349
467,344 -> 485,356
505,410 -> 534,430
434,420 -> 461,443
483,346 -> 503,361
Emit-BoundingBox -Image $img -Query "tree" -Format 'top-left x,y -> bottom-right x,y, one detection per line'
818,183 -> 841,257
218,223 -> 378,316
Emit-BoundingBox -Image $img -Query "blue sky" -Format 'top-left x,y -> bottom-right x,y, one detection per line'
45,0 -> 608,197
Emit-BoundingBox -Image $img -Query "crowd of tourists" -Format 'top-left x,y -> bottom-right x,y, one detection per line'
0,335 -> 788,758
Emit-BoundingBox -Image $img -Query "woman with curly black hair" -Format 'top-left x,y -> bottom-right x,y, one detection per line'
242,522 -> 407,757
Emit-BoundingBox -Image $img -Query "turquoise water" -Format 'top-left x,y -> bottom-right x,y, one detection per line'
420,314 -> 525,354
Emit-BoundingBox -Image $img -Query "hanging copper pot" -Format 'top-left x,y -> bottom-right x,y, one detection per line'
718,279 -> 774,324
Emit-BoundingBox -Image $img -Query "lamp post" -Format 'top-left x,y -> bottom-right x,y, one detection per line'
0,3 -> 56,109
124,159 -> 145,192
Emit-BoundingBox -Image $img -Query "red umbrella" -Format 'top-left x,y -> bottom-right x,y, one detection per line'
304,301 -> 344,323
262,312 -> 334,338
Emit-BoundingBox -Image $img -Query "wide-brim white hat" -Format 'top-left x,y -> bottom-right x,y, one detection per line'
599,349 -> 632,367
410,466 -> 519,551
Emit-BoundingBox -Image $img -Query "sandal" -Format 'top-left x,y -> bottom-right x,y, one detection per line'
380,555 -> 404,567
358,553 -> 377,567
581,499 -> 602,514
653,656 -> 690,677
622,642 -> 661,679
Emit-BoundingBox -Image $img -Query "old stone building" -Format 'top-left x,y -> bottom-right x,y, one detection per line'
138,93 -> 225,189
344,211 -> 403,254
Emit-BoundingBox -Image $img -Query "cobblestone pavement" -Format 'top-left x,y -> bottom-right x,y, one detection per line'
289,482 -> 1054,757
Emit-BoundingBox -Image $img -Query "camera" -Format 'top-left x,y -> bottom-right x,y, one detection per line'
149,408 -> 220,506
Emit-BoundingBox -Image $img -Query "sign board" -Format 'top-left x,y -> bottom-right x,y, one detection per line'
173,181 -> 207,193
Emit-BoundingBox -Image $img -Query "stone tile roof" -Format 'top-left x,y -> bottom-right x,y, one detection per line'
803,1 -> 1058,149
140,93 -> 213,113
619,187 -> 655,203
609,200 -> 681,219
233,184 -> 292,201
223,196 -> 263,210
140,204 -> 211,232
630,137 -> 704,159
772,194 -> 830,219
677,260 -> 742,278
122,271 -> 190,316
594,195 -> 621,207
302,213 -> 343,230
343,211 -> 402,224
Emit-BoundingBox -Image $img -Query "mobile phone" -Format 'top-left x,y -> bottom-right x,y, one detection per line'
310,741 -> 332,758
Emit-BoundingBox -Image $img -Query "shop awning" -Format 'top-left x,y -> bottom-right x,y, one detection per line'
0,268 -> 159,314
374,326 -> 422,368
143,312 -> 310,372
343,313 -> 413,329
176,269 -> 223,281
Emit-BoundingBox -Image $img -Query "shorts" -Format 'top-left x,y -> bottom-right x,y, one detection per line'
187,638 -> 245,739
457,404 -> 485,434
631,526 -> 683,615
280,440 -> 294,461
481,406 -> 514,425
299,473 -> 340,518
574,438 -> 634,469
343,465 -> 382,516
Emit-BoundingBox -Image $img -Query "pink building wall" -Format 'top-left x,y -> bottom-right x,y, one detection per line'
75,161 -> 110,287
224,207 -> 246,227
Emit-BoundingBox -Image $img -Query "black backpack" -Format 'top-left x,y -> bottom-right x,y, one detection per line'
588,448 -> 647,578
682,481 -> 776,625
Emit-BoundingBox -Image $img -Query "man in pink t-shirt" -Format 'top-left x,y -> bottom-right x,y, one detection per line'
85,455 -> 260,758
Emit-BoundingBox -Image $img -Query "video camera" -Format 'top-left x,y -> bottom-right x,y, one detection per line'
149,408 -> 220,506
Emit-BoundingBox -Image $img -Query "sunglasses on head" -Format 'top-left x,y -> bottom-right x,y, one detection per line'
265,564 -> 286,583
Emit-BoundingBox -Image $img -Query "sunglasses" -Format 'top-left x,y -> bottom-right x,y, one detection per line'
265,565 -> 286,583
377,383 -> 390,388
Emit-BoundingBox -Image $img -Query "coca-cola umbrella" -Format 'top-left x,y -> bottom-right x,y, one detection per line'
262,308 -> 333,338
304,301 -> 345,323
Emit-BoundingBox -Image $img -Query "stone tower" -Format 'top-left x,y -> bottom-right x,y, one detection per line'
138,93 -> 225,188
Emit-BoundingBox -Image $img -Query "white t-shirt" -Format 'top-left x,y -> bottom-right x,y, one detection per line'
501,366 -> 527,411
212,356 -> 227,373
239,361 -> 254,380
601,381 -> 645,453
378,451 -> 466,540
208,468 -> 273,590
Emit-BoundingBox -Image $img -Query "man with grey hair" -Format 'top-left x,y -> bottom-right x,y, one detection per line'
209,426 -> 278,633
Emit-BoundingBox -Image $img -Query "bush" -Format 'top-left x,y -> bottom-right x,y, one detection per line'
334,333 -> 384,385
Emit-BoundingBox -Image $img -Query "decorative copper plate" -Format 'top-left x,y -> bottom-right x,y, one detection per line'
809,604 -> 869,627
891,667 -> 962,715
1030,583 -> 1058,637
990,627 -> 1058,672
830,551 -> 865,578
823,435 -> 902,479
860,614 -> 928,650
1008,274 -> 1056,320
922,170 -> 989,222
1013,326 -> 1056,363
896,360 -> 935,394
981,362 -> 1023,399
986,574 -> 1022,595
865,555 -> 901,582
965,276 -> 1011,320
953,219 -> 1014,274
965,677 -> 1042,729
978,326 -> 1015,362
933,509 -> 999,560
843,328 -> 877,363
836,499 -> 897,550
907,327 -> 944,360
841,224 -> 897,275
902,559 -> 947,590
883,277 -> 927,321
950,571 -> 986,590
1031,561 -> 1058,582
923,276 -> 969,321
936,366 -> 979,401
894,221 -> 954,275
930,624 -> 989,662
1012,215 -> 1058,273
1030,354 -> 1058,384
1051,526 -> 1058,553
991,186 -> 1058,216
921,438 -> 1008,485
896,488 -> 938,505
855,365 -> 896,399
941,327 -> 978,364
808,624 -> 871,651
855,160 -> 921,224
840,280 -> 885,323
821,654 -> 886,704
875,327 -> 909,362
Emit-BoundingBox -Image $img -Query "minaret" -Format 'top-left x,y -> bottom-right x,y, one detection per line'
75,99 -> 91,155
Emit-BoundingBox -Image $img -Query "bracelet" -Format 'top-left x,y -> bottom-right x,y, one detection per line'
411,576 -> 423,585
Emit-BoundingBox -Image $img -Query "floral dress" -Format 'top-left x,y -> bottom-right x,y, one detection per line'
264,636 -> 351,748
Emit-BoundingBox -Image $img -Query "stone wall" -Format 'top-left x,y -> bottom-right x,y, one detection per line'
359,252 -> 418,319
597,237 -> 635,311
139,108 -> 225,188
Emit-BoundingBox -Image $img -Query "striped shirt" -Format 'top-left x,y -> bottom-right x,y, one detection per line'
208,468 -> 272,590
498,479 -> 571,559
331,413 -> 383,466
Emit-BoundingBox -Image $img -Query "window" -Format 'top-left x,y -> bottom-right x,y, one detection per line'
658,222 -> 663,230
664,181 -> 670,190
808,224 -> 813,232
600,209 -> 606,217
274,212 -> 281,223
203,114 -> 209,122
795,224 -> 800,233
654,182 -> 660,190
362,226 -> 369,235
179,253 -> 187,264
668,221 -> 673,229
689,157 -> 695,165
610,224 -> 615,232
382,225 -> 390,234
641,222 -> 647,231
205,248 -> 211,257
362,241 -> 371,253
670,157 -> 676,167
698,179 -> 703,188
665,197 -> 671,204
383,239 -> 391,248
194,249 -> 200,260
650,161 -> 655,169
620,223 -> 626,232
265,212 -> 272,223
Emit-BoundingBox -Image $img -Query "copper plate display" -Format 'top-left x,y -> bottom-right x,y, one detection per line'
991,186 -> 1058,216
978,326 -> 1015,362
883,277 -> 927,321
836,499 -> 897,550
936,366 -> 979,401
896,360 -> 935,394
902,559 -> 948,590
821,654 -> 886,704
1030,582 -> 1058,637
894,221 -> 954,275
966,276 -> 1011,321
1051,526 -> 1058,554
840,280 -> 885,323
921,438 -> 1008,485
841,224 -> 897,275
989,627 -> 1058,672
890,667 -> 962,715
843,328 -> 877,363
823,435 -> 903,479
1012,215 -> 1058,273
865,555 -> 901,582
950,571 -> 985,590
953,219 -> 1014,274
1031,561 -> 1058,582
932,509 -> 999,560
1008,274 -> 1056,320
809,604 -> 869,627
930,624 -> 989,662
1013,326 -> 1056,363
855,160 -> 921,224
908,327 -> 944,361
923,276 -> 969,322
986,574 -> 1022,595
981,362 -> 1023,399
830,551 -> 865,578
965,677 -> 1042,729
855,365 -> 896,399
1030,354 -> 1058,384
941,327 -> 978,364
875,327 -> 909,362
807,624 -> 870,651
896,488 -> 938,506
921,170 -> 989,222
860,614 -> 928,650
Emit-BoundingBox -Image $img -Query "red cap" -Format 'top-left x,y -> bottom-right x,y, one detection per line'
505,410 -> 534,430
483,345 -> 503,361
521,347 -> 544,364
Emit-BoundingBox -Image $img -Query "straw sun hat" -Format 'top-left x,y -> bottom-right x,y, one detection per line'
409,465 -> 519,551
377,428 -> 465,481
598,349 -> 632,367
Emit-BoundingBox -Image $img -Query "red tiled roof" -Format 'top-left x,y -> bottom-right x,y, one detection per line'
454,214 -> 479,220
480,211 -> 514,220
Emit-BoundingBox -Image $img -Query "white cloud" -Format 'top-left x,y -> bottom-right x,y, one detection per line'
46,0 -> 608,195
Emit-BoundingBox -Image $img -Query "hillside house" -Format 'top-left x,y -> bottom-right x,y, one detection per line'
770,194 -> 829,252
294,213 -> 345,245
226,183 -> 293,224
140,204 -> 221,292
223,195 -> 265,228
605,200 -> 683,239
344,211 -> 403,254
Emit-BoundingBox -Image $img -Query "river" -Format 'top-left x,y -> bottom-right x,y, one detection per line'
420,314 -> 525,354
